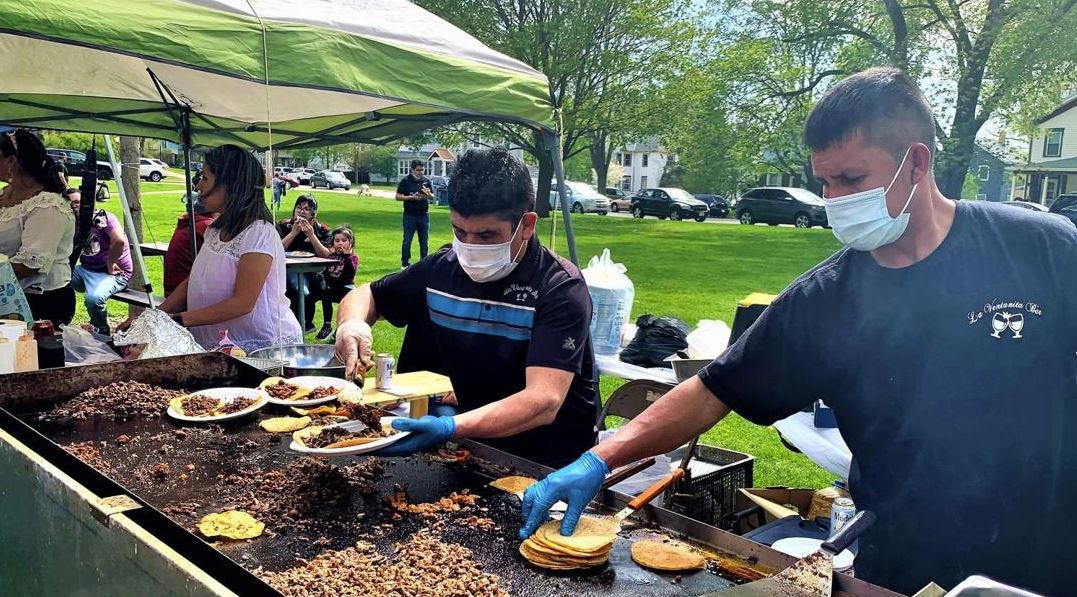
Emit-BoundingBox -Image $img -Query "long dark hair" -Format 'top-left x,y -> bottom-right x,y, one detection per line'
0,129 -> 65,194
204,145 -> 271,240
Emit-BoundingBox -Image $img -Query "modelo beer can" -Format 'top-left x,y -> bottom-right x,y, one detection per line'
830,497 -> 856,537
375,353 -> 395,390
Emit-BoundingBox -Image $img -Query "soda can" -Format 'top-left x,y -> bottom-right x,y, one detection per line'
830,497 -> 856,537
375,353 -> 395,390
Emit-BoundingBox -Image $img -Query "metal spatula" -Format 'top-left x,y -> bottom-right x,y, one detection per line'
708,510 -> 876,597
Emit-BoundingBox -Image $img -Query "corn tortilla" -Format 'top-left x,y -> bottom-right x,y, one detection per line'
259,377 -> 310,401
197,510 -> 265,540
259,416 -> 311,433
537,517 -> 617,553
630,540 -> 706,571
489,475 -> 536,496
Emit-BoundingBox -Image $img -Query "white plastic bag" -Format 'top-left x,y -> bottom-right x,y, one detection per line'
582,249 -> 634,355
112,309 -> 204,359
686,320 -> 731,359
62,325 -> 121,365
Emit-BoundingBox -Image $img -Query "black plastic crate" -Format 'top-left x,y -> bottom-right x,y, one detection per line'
665,444 -> 754,530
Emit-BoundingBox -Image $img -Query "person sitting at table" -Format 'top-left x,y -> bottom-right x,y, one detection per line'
278,194 -> 332,333
0,129 -> 76,327
310,224 -> 359,340
137,144 -> 301,353
163,190 -> 216,296
68,192 -> 131,335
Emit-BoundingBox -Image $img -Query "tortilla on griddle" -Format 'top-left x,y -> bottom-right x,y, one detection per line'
259,377 -> 311,401
519,542 -> 607,570
197,510 -> 265,540
489,475 -> 537,496
630,540 -> 706,571
260,416 -> 311,433
536,516 -> 617,553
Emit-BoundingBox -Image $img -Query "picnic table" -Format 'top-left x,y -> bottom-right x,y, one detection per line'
136,243 -> 337,328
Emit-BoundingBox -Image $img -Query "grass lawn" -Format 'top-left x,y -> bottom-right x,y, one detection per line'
80,177 -> 842,489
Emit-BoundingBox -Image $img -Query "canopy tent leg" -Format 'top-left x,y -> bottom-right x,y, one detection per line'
546,130 -> 579,266
103,135 -> 156,310
181,108 -> 198,260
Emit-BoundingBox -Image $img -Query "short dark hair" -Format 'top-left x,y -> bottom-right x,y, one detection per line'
292,194 -> 318,215
804,67 -> 936,163
410,160 -> 424,171
448,147 -> 534,223
331,224 -> 354,246
204,144 -> 272,239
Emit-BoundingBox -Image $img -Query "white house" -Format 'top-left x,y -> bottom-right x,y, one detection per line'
1009,93 -> 1077,205
397,144 -> 455,178
613,139 -> 668,192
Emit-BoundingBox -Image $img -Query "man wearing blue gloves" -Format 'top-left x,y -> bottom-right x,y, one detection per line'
519,68 -> 1077,597
334,147 -> 600,467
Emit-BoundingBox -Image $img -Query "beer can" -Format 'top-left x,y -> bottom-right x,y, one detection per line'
375,353 -> 395,390
830,497 -> 856,537
31,320 -> 56,339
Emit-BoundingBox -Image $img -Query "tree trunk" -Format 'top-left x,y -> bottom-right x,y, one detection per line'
532,129 -> 554,217
119,136 -> 147,294
589,131 -> 610,190
936,64 -> 988,199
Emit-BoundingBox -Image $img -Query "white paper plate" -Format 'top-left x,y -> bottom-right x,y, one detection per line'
286,251 -> 315,258
771,537 -> 855,571
166,387 -> 269,423
264,376 -> 360,406
289,417 -> 410,456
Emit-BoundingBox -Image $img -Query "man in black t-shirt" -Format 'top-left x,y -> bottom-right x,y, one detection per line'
395,160 -> 434,269
520,68 -> 1077,595
334,148 -> 599,468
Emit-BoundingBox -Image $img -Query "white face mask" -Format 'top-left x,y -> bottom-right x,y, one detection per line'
824,147 -> 917,251
453,220 -> 525,283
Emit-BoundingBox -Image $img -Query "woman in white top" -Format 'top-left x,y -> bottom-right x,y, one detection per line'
154,145 -> 301,352
0,130 -> 76,326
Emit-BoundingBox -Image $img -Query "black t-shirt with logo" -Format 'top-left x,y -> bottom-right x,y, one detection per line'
699,201 -> 1077,595
370,238 -> 599,467
396,174 -> 431,215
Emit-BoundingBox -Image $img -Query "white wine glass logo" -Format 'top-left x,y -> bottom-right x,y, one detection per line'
1008,313 -> 1024,339
990,313 -> 1008,338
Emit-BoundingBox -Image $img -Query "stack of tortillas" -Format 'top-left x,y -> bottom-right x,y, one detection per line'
519,517 -> 617,570
630,539 -> 706,572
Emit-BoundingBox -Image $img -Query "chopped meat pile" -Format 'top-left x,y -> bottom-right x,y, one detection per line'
259,529 -> 507,597
305,425 -> 387,449
306,386 -> 338,400
41,382 -> 184,421
180,394 -> 220,417
222,458 -> 359,530
265,380 -> 300,400
386,485 -> 480,519
216,395 -> 257,415
62,441 -> 113,474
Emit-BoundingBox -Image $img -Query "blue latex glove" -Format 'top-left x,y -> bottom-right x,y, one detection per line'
373,415 -> 456,457
519,450 -> 610,540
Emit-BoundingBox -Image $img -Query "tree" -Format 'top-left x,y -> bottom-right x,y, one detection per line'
118,136 -> 149,303
369,145 -> 399,183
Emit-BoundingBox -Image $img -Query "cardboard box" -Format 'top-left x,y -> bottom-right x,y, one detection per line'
734,487 -> 816,532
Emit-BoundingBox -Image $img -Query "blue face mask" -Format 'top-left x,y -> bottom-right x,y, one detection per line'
824,147 -> 917,251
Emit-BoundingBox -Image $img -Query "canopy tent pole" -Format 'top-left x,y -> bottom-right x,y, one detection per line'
181,107 -> 198,260
546,129 -> 579,266
104,135 -> 156,310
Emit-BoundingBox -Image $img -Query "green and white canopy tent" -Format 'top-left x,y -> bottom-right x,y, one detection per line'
0,0 -> 579,274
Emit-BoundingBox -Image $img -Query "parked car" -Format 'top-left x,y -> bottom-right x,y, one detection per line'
605,186 -> 631,212
311,170 -> 351,190
46,148 -> 114,180
293,168 -> 317,185
694,194 -> 730,218
138,158 -> 169,182
1049,194 -> 1077,227
546,181 -> 610,215
736,187 -> 828,228
427,175 -> 450,204
145,157 -> 170,170
1001,200 -> 1048,213
630,188 -> 709,222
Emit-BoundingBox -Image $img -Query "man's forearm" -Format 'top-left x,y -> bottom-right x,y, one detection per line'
591,376 -> 730,469
337,283 -> 379,326
108,240 -> 124,274
395,193 -> 416,201
453,388 -> 561,439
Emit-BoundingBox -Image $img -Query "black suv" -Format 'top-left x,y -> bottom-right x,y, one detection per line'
736,187 -> 827,228
629,188 -> 709,222
1049,194 -> 1077,227
46,149 -> 114,179
694,194 -> 730,218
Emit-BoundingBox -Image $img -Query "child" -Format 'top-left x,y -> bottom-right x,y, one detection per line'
313,225 -> 359,340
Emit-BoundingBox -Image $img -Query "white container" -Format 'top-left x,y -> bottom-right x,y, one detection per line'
0,319 -> 27,344
582,249 -> 635,356
0,337 -> 14,374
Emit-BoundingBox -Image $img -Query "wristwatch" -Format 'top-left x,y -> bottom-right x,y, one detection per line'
170,313 -> 185,326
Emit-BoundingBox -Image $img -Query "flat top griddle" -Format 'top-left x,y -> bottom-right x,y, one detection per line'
22,400 -> 764,597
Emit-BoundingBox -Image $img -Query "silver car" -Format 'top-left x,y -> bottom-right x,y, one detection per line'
547,181 -> 610,214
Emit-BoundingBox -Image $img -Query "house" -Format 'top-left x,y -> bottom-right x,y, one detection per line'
613,139 -> 668,192
965,142 -> 1013,202
397,144 -> 455,178
1008,93 -> 1077,206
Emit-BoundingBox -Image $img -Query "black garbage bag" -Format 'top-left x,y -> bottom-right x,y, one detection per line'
620,314 -> 691,368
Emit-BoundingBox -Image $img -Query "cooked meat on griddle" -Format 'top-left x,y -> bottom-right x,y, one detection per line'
305,425 -> 388,449
307,385 -> 339,400
180,394 -> 220,417
41,382 -> 184,421
216,395 -> 257,415
265,379 -> 301,400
